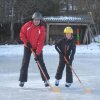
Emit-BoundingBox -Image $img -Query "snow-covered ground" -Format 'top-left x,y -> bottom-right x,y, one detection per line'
0,42 -> 100,56
0,42 -> 100,100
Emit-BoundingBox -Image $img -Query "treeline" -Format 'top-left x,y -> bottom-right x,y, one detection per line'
0,0 -> 100,44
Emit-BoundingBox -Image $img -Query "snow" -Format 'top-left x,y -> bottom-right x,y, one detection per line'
0,53 -> 100,100
44,16 -> 82,21
0,40 -> 100,100
0,42 -> 100,56
94,35 -> 100,43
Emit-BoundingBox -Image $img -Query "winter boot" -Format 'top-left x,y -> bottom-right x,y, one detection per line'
65,82 -> 71,87
19,82 -> 24,87
55,79 -> 59,86
44,80 -> 49,87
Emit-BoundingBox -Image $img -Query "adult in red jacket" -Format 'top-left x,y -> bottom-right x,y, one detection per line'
19,12 -> 50,87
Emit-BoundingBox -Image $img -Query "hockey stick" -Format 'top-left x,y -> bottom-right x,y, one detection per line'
31,49 -> 60,93
64,56 -> 92,93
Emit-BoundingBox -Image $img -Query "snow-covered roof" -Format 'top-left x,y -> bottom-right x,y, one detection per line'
43,15 -> 93,24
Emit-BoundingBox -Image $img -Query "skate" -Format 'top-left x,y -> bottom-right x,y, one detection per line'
65,82 -> 71,87
55,80 -> 59,86
19,82 -> 24,87
44,80 -> 49,87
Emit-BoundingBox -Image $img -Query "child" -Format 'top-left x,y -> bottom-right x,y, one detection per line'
55,26 -> 76,87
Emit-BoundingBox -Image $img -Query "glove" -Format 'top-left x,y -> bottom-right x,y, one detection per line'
34,54 -> 40,61
26,42 -> 32,49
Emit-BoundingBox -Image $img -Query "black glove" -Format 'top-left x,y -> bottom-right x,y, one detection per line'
34,54 -> 40,61
26,42 -> 32,49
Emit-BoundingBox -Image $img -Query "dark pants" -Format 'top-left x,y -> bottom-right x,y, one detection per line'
19,47 -> 50,82
55,55 -> 73,83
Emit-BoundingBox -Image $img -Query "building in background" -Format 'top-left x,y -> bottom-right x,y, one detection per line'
44,14 -> 95,44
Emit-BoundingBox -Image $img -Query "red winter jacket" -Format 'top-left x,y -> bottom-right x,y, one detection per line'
20,21 -> 46,55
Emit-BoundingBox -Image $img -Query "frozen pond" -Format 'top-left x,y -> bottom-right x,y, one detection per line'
0,54 -> 100,100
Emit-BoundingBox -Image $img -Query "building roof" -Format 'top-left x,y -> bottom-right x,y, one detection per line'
43,15 -> 93,24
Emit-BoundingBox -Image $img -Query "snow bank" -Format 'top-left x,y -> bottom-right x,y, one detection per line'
0,42 -> 100,56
